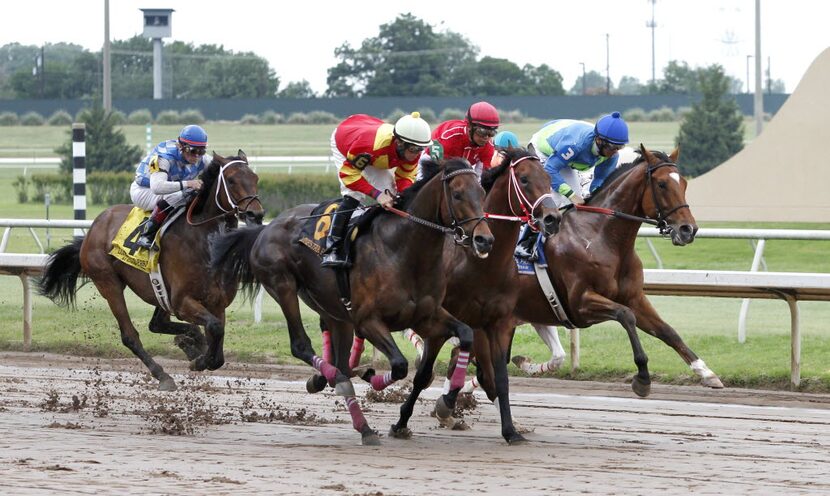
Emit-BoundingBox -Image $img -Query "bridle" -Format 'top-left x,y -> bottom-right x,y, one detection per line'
387,167 -> 486,246
575,159 -> 689,236
187,159 -> 262,226
484,155 -> 555,232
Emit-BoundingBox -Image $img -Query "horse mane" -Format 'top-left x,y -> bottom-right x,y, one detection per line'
192,154 -> 227,214
480,147 -> 535,193
585,149 -> 672,204
395,158 -> 472,210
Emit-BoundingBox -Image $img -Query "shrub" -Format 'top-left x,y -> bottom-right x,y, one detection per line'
439,108 -> 465,121
29,173 -> 72,203
385,108 -> 405,123
0,111 -> 18,126
414,107 -> 437,123
239,113 -> 261,125
257,173 -> 342,217
647,106 -> 676,122
20,111 -> 45,126
109,110 -> 127,125
47,110 -> 73,126
306,111 -> 340,125
88,171 -> 133,204
622,107 -> 647,122
155,110 -> 181,125
180,108 -> 205,124
286,112 -> 310,124
676,106 -> 693,119
499,109 -> 526,124
260,110 -> 285,124
127,109 -> 153,125
12,175 -> 29,203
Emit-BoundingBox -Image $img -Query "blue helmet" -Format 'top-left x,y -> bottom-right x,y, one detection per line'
179,125 -> 208,147
493,131 -> 519,149
594,111 -> 629,145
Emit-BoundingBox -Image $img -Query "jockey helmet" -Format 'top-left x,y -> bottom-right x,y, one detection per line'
179,125 -> 208,147
466,101 -> 500,129
493,131 -> 519,149
393,112 -> 432,147
594,111 -> 629,145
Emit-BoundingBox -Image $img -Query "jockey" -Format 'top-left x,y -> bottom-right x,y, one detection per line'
321,112 -> 432,268
426,101 -> 499,177
490,130 -> 520,167
130,124 -> 210,249
515,112 -> 629,259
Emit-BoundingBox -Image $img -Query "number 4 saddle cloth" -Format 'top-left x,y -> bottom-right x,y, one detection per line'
109,207 -> 162,273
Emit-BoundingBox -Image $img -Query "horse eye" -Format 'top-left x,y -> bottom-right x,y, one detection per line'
452,191 -> 462,200
658,181 -> 667,189
520,176 -> 529,185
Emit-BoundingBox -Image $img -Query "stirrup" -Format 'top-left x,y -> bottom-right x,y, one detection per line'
321,251 -> 348,268
135,235 -> 156,249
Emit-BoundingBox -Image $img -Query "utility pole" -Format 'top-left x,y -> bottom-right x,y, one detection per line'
579,62 -> 586,95
605,33 -> 610,95
754,0 -> 763,136
746,55 -> 752,94
767,56 -> 772,94
103,0 -> 112,111
646,0 -> 657,85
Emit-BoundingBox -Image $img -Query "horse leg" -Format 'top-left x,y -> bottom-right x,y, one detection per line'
485,322 -> 527,445
358,320 -> 408,392
432,315 -> 475,423
94,280 -> 176,391
175,297 -> 226,372
580,293 -> 651,397
268,281 -> 379,446
512,324 -> 566,374
390,334 -> 447,439
148,307 -> 207,361
629,294 -> 724,388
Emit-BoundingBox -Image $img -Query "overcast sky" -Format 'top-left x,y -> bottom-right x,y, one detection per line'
4,0 -> 828,95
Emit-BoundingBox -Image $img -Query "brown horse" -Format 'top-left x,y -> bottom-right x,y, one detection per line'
37,152 -> 264,391
209,159 -> 494,445
389,148 -> 560,444
465,146 -> 721,409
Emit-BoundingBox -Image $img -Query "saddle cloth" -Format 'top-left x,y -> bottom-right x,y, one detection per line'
515,232 -> 549,275
297,199 -> 371,259
109,207 -> 162,273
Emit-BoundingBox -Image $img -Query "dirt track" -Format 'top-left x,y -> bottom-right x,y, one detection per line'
2,352 -> 830,495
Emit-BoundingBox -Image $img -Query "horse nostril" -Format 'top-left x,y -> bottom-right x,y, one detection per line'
475,235 -> 494,252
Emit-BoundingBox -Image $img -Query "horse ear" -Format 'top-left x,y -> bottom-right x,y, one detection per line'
639,143 -> 654,162
237,149 -> 247,161
213,152 -> 225,162
669,147 -> 680,163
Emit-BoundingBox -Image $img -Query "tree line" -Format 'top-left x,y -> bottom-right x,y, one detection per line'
0,13 -> 785,100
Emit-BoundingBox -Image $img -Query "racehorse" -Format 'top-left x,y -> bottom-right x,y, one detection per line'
388,148 -> 560,444
209,158 -> 494,445
486,145 -> 721,402
37,151 -> 263,391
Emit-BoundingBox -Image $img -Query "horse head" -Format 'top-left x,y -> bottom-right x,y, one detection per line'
638,145 -> 697,246
200,150 -> 265,225
483,148 -> 560,236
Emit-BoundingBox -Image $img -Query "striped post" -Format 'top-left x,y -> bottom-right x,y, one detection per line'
145,123 -> 152,153
72,123 -> 86,237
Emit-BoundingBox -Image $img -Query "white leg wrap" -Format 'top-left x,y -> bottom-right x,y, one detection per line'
690,358 -> 716,380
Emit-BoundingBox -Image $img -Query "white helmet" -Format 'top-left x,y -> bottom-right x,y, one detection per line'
393,112 -> 432,147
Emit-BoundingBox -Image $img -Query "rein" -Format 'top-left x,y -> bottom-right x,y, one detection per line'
186,159 -> 261,226
387,167 -> 484,245
573,160 -> 689,235
483,155 -> 554,231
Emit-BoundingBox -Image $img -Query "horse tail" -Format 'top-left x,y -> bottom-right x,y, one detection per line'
209,225 -> 264,300
37,236 -> 86,308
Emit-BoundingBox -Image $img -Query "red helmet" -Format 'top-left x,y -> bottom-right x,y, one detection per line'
466,101 -> 499,128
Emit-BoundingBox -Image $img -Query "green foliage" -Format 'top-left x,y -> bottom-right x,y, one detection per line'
155,110 -> 181,125
414,107 -> 437,123
623,107 -> 647,122
647,106 -> 676,122
127,109 -> 153,125
47,110 -> 73,126
179,109 -> 206,124
20,112 -> 45,126
109,110 -> 127,125
87,171 -> 133,204
306,111 -> 340,125
257,173 -> 341,216
11,175 -> 29,203
14,171 -> 133,205
0,112 -> 18,126
286,112 -> 310,124
239,114 -> 261,125
55,101 -> 143,174
385,108 -> 405,123
278,80 -> 316,98
28,173 -> 72,202
259,111 -> 285,124
439,108 -> 465,121
6,43 -> 99,99
570,70 -> 611,95
675,65 -> 744,177
499,109 -> 527,124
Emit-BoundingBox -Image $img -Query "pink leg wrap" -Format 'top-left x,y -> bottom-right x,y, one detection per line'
349,337 -> 365,369
321,330 -> 332,364
450,350 -> 470,390
345,395 -> 368,432
370,371 -> 394,391
312,356 -> 338,383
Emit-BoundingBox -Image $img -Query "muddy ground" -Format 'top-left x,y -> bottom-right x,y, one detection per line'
1,351 -> 829,495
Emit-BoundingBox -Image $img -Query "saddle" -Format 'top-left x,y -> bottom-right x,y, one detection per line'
297,198 -> 380,267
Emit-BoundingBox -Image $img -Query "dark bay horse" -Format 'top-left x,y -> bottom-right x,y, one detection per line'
479,146 -> 721,404
209,159 -> 494,445
38,152 -> 264,391
389,148 -> 560,444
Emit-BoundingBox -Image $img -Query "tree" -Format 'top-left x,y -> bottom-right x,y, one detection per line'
617,76 -> 645,95
569,70 -> 611,95
521,64 -> 565,96
675,65 -> 744,177
278,80 -> 316,98
55,100 -> 142,174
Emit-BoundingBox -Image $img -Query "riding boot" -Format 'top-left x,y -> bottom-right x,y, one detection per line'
136,201 -> 170,249
321,197 -> 359,268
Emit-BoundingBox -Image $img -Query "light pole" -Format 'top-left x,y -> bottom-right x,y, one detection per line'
746,55 -> 752,94
605,33 -> 610,95
579,62 -> 586,95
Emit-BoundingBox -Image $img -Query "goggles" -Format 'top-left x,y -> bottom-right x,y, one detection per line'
403,143 -> 426,154
599,140 -> 624,152
473,126 -> 497,138
181,143 -> 207,156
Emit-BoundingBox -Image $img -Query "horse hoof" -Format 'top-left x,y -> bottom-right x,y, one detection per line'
352,365 -> 375,382
334,380 -> 356,397
631,377 -> 651,397
189,358 -> 207,372
434,396 -> 453,419
703,376 -> 725,389
207,358 -> 225,371
361,431 -> 381,446
306,374 -> 328,394
511,355 -> 529,368
158,377 -> 177,391
506,432 -> 528,445
174,335 -> 202,361
389,425 -> 412,439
